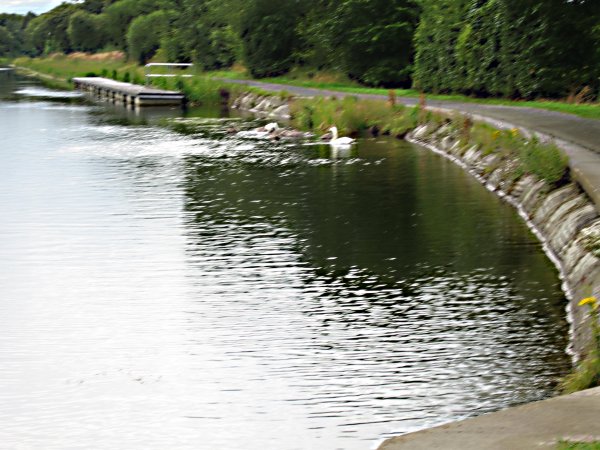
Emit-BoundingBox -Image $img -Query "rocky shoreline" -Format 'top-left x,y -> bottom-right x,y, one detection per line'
231,92 -> 291,121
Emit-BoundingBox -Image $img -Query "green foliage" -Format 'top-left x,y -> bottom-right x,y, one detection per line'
448,116 -> 568,183
558,441 -> 600,450
325,0 -> 419,87
11,0 -> 600,101
67,11 -> 106,52
290,95 -> 414,137
561,351 -> 600,394
126,11 -> 169,64
26,3 -> 77,54
0,26 -> 15,57
239,0 -> 304,77
14,53 -> 136,81
295,0 -> 419,87
161,0 -> 241,70
582,229 -> 600,258
520,137 -> 569,184
0,13 -> 33,56
414,0 -> 600,99
104,0 -> 166,50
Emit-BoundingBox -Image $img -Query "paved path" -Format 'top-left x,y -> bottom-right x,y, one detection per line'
377,387 -> 600,450
223,79 -> 600,208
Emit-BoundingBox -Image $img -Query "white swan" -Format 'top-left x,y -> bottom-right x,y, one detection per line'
264,122 -> 279,133
329,126 -> 355,147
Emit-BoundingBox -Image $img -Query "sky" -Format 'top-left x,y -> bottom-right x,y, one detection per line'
0,0 -> 63,14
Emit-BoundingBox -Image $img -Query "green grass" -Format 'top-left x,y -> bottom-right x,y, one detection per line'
290,95 -> 418,137
13,55 -> 278,108
13,54 -> 141,82
221,73 -> 600,120
558,441 -> 600,450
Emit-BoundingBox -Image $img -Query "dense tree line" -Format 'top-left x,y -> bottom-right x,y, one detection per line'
3,0 -> 600,98
0,13 -> 35,57
414,0 -> 600,99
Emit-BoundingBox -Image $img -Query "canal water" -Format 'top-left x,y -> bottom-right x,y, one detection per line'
0,72 -> 570,450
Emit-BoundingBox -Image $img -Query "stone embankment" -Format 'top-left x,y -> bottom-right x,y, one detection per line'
407,123 -> 600,355
231,92 -> 291,121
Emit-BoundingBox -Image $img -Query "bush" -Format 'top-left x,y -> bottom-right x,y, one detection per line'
520,137 -> 569,184
290,96 -> 412,137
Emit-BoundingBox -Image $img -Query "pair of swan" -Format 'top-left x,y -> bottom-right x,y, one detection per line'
256,123 -> 356,147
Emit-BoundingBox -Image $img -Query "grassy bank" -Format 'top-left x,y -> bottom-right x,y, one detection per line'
14,53 -> 140,82
212,68 -> 600,120
290,95 -> 568,184
13,54 -> 274,107
558,442 -> 600,450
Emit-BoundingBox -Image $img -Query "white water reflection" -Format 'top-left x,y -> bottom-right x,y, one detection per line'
15,87 -> 84,98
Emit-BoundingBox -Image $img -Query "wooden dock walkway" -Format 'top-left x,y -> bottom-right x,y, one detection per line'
72,77 -> 184,107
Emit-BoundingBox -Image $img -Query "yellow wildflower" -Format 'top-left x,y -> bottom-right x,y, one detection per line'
579,296 -> 598,307
511,128 -> 519,137
492,131 -> 501,140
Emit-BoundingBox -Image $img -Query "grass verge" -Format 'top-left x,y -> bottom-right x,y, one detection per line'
289,95 -> 569,184
238,73 -> 600,120
558,441 -> 600,450
12,54 -> 276,107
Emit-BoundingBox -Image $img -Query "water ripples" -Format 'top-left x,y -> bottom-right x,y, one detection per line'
0,80 -> 570,450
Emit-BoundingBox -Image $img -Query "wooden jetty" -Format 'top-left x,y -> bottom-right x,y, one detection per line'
72,77 -> 185,107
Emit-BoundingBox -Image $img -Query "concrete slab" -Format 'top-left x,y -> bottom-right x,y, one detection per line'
72,77 -> 184,106
378,387 -> 600,450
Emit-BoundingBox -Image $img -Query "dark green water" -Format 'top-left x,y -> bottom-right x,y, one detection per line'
0,72 -> 570,450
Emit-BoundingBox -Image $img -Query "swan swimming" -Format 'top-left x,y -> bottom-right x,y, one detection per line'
329,126 -> 355,147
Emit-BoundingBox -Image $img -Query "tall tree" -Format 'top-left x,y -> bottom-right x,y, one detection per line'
327,0 -> 420,86
239,0 -> 305,77
161,0 -> 241,69
26,3 -> 77,54
127,10 -> 170,64
67,10 -> 107,52
414,0 -> 600,98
